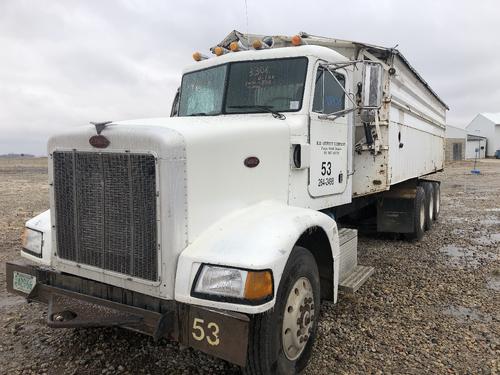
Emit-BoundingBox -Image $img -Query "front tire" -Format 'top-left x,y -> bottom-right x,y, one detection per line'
244,246 -> 320,375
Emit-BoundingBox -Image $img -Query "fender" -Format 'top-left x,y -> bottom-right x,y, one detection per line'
175,200 -> 340,314
21,209 -> 52,266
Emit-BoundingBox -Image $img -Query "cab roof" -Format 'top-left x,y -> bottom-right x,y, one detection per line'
183,44 -> 347,74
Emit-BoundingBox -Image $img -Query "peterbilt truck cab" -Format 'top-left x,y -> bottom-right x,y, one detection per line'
8,31 -> 446,374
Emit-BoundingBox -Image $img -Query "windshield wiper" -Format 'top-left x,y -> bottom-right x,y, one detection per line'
228,105 -> 286,120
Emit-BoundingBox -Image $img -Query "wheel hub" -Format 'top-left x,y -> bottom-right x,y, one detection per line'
282,277 -> 315,360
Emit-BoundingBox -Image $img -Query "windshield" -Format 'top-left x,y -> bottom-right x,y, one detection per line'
178,65 -> 227,116
177,57 -> 308,117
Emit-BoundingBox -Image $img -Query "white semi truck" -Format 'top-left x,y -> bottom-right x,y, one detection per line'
7,31 -> 447,374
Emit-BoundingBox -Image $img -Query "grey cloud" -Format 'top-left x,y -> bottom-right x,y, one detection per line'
0,0 -> 499,154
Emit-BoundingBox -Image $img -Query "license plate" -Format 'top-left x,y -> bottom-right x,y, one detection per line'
13,271 -> 36,294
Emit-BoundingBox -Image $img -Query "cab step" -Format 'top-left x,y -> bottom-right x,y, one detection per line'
339,265 -> 374,293
337,228 -> 374,293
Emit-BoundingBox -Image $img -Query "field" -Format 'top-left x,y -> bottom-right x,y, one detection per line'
0,158 -> 499,374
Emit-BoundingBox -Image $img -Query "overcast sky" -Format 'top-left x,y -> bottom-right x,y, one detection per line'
1,0 -> 499,155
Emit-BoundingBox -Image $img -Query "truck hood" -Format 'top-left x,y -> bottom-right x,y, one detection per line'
46,114 -> 302,299
49,113 -> 301,246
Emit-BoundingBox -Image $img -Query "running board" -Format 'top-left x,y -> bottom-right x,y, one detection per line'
339,265 -> 374,293
338,228 -> 374,293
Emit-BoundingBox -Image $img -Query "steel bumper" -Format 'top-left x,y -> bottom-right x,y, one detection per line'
6,261 -> 249,366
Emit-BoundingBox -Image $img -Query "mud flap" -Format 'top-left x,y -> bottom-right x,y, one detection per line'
377,185 -> 417,233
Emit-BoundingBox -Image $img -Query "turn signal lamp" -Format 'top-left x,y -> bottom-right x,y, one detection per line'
244,270 -> 273,300
229,41 -> 240,52
192,52 -> 208,61
291,35 -> 302,46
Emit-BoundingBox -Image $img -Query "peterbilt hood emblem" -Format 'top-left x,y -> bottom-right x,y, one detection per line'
90,121 -> 112,135
89,121 -> 112,148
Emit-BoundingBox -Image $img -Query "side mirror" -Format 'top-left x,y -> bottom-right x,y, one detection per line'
361,62 -> 383,109
170,87 -> 180,117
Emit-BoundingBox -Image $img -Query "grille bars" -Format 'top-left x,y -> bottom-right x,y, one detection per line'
53,151 -> 158,281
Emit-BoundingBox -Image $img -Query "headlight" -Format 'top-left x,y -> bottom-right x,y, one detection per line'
21,227 -> 43,257
193,265 -> 273,303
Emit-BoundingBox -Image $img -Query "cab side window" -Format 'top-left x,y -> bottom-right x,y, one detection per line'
312,67 -> 345,114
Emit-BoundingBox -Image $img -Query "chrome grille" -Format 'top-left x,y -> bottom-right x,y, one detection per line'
53,151 -> 158,281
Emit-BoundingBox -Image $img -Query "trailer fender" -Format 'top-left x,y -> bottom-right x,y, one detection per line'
175,200 -> 340,314
21,209 -> 52,265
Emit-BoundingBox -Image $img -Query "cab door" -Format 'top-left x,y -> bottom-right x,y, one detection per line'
308,65 -> 349,197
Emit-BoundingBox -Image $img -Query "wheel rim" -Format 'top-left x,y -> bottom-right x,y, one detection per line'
436,190 -> 440,214
419,203 -> 425,231
429,194 -> 434,221
282,277 -> 315,361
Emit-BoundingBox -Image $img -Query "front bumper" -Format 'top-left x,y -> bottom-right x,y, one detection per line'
6,261 -> 249,366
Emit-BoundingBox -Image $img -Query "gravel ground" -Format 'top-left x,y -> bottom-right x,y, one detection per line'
1,158 -> 499,375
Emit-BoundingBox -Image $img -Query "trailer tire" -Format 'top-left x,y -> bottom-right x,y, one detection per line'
405,186 -> 426,240
243,246 -> 320,375
432,182 -> 440,220
421,182 -> 434,230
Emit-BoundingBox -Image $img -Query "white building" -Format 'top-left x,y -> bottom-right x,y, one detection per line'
465,134 -> 487,159
465,113 -> 500,157
445,125 -> 467,160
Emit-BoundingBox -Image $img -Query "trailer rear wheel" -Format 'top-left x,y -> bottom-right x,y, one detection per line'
421,182 -> 434,230
405,186 -> 425,240
432,182 -> 440,220
244,246 -> 320,375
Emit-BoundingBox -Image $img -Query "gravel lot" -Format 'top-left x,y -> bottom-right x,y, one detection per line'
1,158 -> 499,374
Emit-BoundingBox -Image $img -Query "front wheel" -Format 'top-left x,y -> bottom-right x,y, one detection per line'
244,246 -> 320,375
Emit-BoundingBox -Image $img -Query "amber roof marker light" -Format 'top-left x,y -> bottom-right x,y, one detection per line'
229,41 -> 240,52
252,39 -> 263,49
213,46 -> 228,56
192,51 -> 208,61
291,35 -> 302,46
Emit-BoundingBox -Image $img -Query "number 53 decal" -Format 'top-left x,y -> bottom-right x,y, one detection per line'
321,161 -> 332,176
192,318 -> 220,346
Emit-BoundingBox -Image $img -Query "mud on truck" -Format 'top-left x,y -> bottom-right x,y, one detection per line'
7,31 -> 447,374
